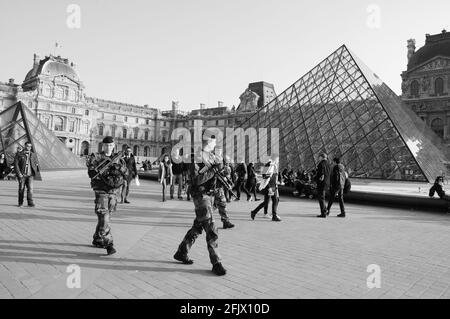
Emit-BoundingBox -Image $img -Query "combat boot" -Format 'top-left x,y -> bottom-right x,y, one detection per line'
106,245 -> 116,255
173,251 -> 194,264
223,220 -> 235,229
212,262 -> 227,276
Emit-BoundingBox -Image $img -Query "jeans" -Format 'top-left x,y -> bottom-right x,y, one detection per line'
172,174 -> 184,198
253,189 -> 279,216
327,188 -> 345,214
120,179 -> 131,201
18,176 -> 34,205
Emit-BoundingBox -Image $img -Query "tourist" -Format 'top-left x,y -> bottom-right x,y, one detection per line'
316,153 -> 331,218
246,162 -> 260,201
158,154 -> 173,202
14,141 -> 39,207
0,153 -> 8,180
234,159 -> 251,201
326,157 -> 346,217
120,146 -> 137,204
250,154 -> 282,221
171,153 -> 185,200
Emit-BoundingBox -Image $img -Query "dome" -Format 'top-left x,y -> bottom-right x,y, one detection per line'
41,60 -> 80,81
407,31 -> 450,71
23,56 -> 80,84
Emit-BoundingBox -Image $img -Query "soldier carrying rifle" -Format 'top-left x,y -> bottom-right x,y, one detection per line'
87,136 -> 128,255
173,134 -> 227,276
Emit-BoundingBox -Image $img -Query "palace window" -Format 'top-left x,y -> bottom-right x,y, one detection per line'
146,119 -> 150,125
144,131 -> 149,140
111,125 -> 116,137
98,124 -> 104,136
123,128 -> 127,139
83,122 -> 89,134
85,109 -> 90,116
431,118 -> 444,139
124,116 -> 128,122
69,121 -> 75,133
135,117 -> 139,124
72,107 -> 76,114
54,117 -> 64,131
411,80 -> 420,97
435,77 -> 444,95
134,128 -> 139,139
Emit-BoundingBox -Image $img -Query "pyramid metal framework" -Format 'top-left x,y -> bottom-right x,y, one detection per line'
0,101 -> 86,172
238,45 -> 449,182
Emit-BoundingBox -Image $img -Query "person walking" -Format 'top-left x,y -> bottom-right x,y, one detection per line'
326,157 -> 346,217
0,153 -> 8,180
158,154 -> 173,202
250,155 -> 281,221
173,134 -> 227,276
14,141 -> 40,207
120,146 -> 137,204
171,154 -> 185,200
234,159 -> 251,201
316,153 -> 331,218
87,136 -> 128,255
246,162 -> 260,201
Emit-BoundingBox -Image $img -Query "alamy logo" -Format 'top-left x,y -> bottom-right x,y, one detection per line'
366,264 -> 381,289
66,264 -> 81,289
66,4 -> 81,29
170,120 -> 279,165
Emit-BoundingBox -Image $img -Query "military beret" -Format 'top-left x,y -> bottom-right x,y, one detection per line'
102,136 -> 114,143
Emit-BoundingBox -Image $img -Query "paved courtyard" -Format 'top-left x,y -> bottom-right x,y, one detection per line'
1,170 -> 450,299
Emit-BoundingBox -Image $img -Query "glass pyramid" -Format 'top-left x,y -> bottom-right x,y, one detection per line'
237,45 -> 450,182
0,101 -> 86,175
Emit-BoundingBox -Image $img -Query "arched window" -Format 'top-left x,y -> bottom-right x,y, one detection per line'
435,77 -> 444,95
144,131 -> 149,140
144,146 -> 150,157
431,118 -> 444,138
411,80 -> 420,97
134,128 -> 139,139
54,117 -> 64,131
133,145 -> 139,156
111,125 -> 116,137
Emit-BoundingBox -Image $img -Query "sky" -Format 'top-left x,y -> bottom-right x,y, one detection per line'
0,0 -> 449,112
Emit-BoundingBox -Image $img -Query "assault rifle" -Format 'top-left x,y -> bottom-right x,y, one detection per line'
90,151 -> 124,180
199,162 -> 237,198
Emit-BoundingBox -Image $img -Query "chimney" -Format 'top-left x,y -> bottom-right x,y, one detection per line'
200,103 -> 205,110
218,101 -> 224,108
33,54 -> 40,67
8,78 -> 14,85
407,39 -> 416,63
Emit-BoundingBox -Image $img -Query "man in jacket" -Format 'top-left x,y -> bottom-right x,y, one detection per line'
14,141 -> 40,207
120,146 -> 137,204
87,136 -> 128,255
315,153 -> 331,218
234,159 -> 251,201
326,157 -> 346,217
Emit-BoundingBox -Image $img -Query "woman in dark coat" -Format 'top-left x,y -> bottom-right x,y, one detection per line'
246,162 -> 260,201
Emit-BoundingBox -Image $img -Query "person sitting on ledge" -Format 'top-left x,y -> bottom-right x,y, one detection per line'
429,176 -> 450,212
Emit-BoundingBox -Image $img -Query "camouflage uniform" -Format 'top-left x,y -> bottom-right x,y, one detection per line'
175,150 -> 222,266
87,151 -> 128,252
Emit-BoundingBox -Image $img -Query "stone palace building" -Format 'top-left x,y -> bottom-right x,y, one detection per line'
0,53 -> 276,162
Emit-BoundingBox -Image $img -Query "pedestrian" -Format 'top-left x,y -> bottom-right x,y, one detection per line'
0,153 -> 8,180
234,158 -> 251,201
223,156 -> 234,202
246,162 -> 260,201
316,153 -> 331,218
158,154 -> 173,202
120,146 -> 137,204
326,157 -> 346,217
250,155 -> 282,221
173,134 -> 227,276
87,136 -> 128,255
171,153 -> 185,200
14,141 -> 40,207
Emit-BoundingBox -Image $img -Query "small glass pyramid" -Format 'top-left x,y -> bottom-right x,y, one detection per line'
0,101 -> 86,176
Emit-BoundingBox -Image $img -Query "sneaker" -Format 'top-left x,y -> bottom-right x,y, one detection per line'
223,221 -> 235,229
326,209 -> 330,216
173,251 -> 194,264
178,196 -> 183,200
106,245 -> 116,255
212,262 -> 227,276
18,204 -> 23,208
317,214 -> 327,218
337,213 -> 346,218
263,213 -> 270,218
247,196 -> 253,202
28,203 -> 35,207
250,210 -> 256,220
272,215 -> 282,222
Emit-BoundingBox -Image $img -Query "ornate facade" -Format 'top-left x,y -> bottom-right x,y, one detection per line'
401,30 -> 450,149
0,53 -> 273,162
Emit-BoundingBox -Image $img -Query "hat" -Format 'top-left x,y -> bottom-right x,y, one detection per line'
102,136 -> 114,144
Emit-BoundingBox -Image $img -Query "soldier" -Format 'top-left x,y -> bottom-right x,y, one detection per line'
87,136 -> 128,255
212,149 -> 235,229
173,135 -> 227,276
